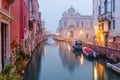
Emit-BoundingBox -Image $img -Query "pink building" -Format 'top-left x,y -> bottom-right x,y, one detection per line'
0,0 -> 14,72
29,0 -> 42,51
0,0 -> 42,72
10,0 -> 30,54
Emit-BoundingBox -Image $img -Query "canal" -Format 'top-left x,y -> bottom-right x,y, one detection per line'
24,38 -> 120,80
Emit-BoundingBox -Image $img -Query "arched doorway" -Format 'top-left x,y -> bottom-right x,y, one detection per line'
69,31 -> 74,38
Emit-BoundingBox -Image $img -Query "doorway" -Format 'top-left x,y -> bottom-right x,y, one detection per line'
1,23 -> 7,69
69,31 -> 74,38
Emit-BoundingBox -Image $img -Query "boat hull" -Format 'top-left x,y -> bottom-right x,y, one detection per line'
107,63 -> 120,74
83,47 -> 97,58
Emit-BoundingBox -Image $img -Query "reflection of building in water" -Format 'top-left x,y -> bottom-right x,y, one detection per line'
58,42 -> 80,72
57,7 -> 94,42
93,61 -> 120,80
77,54 -> 84,65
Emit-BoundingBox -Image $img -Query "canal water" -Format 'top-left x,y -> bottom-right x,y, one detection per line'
24,38 -> 120,80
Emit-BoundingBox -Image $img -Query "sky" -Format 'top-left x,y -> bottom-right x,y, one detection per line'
39,0 -> 93,33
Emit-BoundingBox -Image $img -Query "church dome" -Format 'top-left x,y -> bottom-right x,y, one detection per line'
68,7 -> 76,13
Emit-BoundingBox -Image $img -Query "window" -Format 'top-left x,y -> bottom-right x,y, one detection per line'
64,22 -> 66,27
25,40 -> 27,48
82,22 -> 84,27
98,24 -> 101,30
77,22 -> 79,27
28,0 -> 30,10
99,6 -> 101,15
113,37 -> 116,41
113,0 -> 115,11
91,22 -> 92,27
86,34 -> 88,39
113,20 -> 115,29
24,15 -> 26,28
104,0 -> 107,13
101,23 -> 104,30
108,21 -> 111,30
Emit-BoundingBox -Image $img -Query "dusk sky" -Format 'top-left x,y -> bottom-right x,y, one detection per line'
39,0 -> 93,33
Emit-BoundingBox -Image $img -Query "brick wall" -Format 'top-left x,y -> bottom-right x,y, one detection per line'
83,43 -> 120,60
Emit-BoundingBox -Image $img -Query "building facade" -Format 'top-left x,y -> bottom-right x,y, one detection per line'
0,0 -> 14,72
0,0 -> 44,72
57,7 -> 94,42
93,0 -> 120,47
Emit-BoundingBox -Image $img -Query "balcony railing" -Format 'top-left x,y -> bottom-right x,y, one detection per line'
98,12 -> 112,22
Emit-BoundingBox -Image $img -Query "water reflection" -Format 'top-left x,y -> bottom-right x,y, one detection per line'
57,42 -> 80,72
23,42 -> 46,80
24,38 -> 120,80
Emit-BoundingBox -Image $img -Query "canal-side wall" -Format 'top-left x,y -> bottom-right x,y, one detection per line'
83,43 -> 120,60
108,42 -> 120,50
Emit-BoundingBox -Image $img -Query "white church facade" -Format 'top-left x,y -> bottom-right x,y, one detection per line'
57,7 -> 94,42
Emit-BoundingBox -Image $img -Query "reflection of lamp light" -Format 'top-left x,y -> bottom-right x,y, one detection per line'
94,62 -> 98,80
43,46 -> 46,56
80,54 -> 84,65
58,44 -> 59,48
77,54 -> 84,65
68,45 -> 71,55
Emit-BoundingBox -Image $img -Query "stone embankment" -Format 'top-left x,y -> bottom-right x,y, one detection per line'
83,43 -> 120,61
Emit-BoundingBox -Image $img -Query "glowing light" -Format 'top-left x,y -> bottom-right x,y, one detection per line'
80,30 -> 83,35
56,32 -> 60,36
68,32 -> 70,36
94,63 -> 98,80
80,54 -> 84,65
58,44 -> 59,48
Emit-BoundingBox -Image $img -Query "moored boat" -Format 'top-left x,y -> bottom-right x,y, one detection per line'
82,47 -> 97,58
106,63 -> 120,74
72,41 -> 82,52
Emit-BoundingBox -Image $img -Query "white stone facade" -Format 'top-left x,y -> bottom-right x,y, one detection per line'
57,7 -> 94,42
93,0 -> 120,46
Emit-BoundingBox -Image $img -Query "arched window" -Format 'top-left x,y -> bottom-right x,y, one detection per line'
77,22 -> 79,27
64,22 -> 66,27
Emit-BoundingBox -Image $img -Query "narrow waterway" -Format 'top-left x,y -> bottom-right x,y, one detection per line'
24,38 -> 120,80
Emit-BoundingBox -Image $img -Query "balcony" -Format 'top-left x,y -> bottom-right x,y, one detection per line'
98,12 -> 112,22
